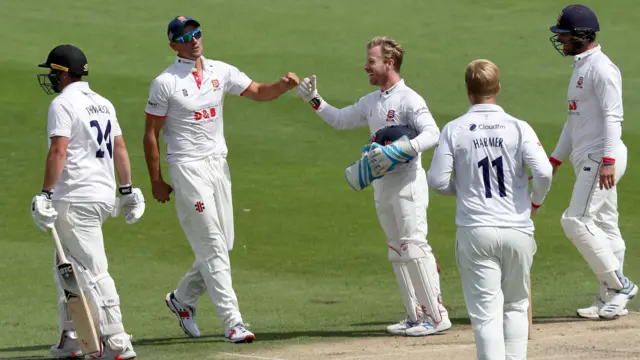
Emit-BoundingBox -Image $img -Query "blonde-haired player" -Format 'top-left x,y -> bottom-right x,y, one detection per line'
297,36 -> 451,336
427,59 -> 552,359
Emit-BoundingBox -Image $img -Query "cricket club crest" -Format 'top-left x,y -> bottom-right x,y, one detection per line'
386,109 -> 396,121
212,79 -> 219,89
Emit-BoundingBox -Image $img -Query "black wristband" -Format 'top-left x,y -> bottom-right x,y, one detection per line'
41,189 -> 54,200
309,97 -> 322,110
119,185 -> 133,195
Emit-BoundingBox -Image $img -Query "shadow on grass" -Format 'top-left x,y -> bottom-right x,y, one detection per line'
351,315 -> 593,327
0,315 -> 594,357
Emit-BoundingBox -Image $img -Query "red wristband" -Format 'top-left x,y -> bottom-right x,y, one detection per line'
549,157 -> 562,166
602,157 -> 615,165
531,202 -> 541,209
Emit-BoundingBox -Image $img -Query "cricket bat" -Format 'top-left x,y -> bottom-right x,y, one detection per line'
52,226 -> 101,354
528,274 -> 533,340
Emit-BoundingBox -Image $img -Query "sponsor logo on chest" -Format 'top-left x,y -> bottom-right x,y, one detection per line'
194,107 -> 217,121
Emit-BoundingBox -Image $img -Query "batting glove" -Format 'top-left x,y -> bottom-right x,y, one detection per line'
112,185 -> 145,224
344,145 -> 384,191
31,190 -> 58,232
297,75 -> 324,110
368,136 -> 418,177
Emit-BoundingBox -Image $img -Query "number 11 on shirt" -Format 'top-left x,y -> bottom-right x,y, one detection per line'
478,155 -> 506,198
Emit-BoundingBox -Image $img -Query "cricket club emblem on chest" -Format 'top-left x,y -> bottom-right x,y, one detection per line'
386,109 -> 396,121
576,76 -> 584,89
212,79 -> 219,89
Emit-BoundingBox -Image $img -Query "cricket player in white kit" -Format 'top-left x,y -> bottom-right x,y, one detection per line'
297,37 -> 451,336
428,59 -> 553,360
31,45 -> 145,359
549,4 -> 637,320
143,16 -> 299,343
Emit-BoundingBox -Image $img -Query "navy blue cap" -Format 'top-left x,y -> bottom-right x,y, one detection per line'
167,16 -> 200,41
550,5 -> 599,33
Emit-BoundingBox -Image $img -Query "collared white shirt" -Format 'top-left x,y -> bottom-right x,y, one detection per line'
47,81 -> 122,204
316,79 -> 440,170
427,104 -> 552,232
551,45 -> 624,164
145,56 -> 253,165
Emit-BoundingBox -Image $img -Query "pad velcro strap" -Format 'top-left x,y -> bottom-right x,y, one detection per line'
99,295 -> 120,307
101,323 -> 125,337
88,272 -> 111,286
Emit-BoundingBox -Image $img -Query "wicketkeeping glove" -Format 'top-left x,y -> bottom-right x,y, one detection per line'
31,190 -> 58,232
296,75 -> 324,110
111,185 -> 145,224
344,145 -> 384,191
368,135 -> 418,177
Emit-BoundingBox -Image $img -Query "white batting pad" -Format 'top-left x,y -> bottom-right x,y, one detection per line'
402,243 -> 443,324
391,262 -> 421,322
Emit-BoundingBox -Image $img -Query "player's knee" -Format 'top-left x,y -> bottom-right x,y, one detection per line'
560,213 -> 586,240
388,246 -> 403,262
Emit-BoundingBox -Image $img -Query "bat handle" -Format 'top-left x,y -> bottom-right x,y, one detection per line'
51,226 -> 69,264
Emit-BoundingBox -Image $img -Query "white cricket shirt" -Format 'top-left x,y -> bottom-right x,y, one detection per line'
551,45 -> 624,165
47,82 -> 122,204
145,56 -> 253,165
427,104 -> 552,232
315,79 -> 440,171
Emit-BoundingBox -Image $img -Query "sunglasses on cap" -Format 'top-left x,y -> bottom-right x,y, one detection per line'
174,28 -> 202,43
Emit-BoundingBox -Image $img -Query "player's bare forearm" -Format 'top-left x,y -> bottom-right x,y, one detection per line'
42,136 -> 69,191
143,132 -> 163,182
113,136 -> 132,185
243,73 -> 299,102
247,82 -> 289,101
143,115 -> 165,183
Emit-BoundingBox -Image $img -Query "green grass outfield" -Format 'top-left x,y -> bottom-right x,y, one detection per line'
1,0 -> 639,358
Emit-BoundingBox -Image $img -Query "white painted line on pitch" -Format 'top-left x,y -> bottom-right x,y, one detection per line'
216,352 -> 285,360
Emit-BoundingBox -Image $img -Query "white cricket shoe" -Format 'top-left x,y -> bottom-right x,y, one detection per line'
599,281 -> 638,320
50,330 -> 84,358
577,297 -> 629,319
405,316 -> 452,337
165,291 -> 201,337
224,323 -> 255,343
86,334 -> 136,360
386,317 -> 419,335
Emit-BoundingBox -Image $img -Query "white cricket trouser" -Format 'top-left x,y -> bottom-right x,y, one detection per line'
562,144 -> 627,298
168,154 -> 243,330
373,168 -> 430,250
373,168 -> 448,318
53,201 -> 129,340
456,226 -> 535,360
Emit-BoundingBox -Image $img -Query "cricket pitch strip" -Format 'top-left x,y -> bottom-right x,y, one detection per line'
215,312 -> 640,360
